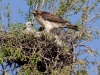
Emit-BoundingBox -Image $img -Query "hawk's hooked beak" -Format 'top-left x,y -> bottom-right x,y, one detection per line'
33,10 -> 36,14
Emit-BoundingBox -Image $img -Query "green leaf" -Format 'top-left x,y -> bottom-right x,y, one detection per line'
81,0 -> 86,3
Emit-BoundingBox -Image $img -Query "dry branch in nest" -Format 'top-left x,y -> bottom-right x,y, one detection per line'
0,29 -> 79,74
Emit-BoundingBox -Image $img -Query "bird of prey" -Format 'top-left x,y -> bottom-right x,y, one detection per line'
24,22 -> 33,34
33,10 -> 78,33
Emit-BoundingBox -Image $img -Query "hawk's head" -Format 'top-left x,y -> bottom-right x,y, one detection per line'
26,22 -> 32,28
33,10 -> 42,16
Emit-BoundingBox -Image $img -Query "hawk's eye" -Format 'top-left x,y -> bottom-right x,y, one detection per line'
28,23 -> 31,25
35,10 -> 38,12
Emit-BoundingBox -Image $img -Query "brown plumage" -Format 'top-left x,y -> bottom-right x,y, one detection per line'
41,12 -> 67,23
33,10 -> 78,33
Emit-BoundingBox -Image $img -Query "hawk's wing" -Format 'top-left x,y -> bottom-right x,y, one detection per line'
41,12 -> 68,23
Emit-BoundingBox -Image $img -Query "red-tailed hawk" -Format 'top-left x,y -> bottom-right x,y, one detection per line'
33,10 -> 78,33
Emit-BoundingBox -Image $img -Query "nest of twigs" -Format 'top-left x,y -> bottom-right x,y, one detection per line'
0,29 -> 79,74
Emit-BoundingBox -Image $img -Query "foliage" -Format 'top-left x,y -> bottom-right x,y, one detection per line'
0,26 -> 76,75
0,0 -> 100,75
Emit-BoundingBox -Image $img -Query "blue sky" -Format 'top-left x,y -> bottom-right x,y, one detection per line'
0,0 -> 100,75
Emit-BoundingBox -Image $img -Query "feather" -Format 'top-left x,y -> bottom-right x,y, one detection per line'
41,12 -> 68,23
33,10 -> 78,33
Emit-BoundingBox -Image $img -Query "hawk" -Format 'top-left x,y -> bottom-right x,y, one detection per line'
24,22 -> 33,34
33,10 -> 78,33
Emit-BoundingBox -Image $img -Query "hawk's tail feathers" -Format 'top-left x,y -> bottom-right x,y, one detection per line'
71,25 -> 78,31
66,24 -> 78,31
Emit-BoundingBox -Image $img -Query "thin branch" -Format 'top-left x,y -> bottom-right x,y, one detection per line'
35,2 -> 38,10
40,54 -> 50,61
39,0 -> 45,10
78,44 -> 99,65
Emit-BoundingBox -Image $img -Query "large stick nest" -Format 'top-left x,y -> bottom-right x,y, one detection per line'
0,29 -> 80,74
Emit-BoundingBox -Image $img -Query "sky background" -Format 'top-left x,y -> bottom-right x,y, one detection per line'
0,0 -> 100,75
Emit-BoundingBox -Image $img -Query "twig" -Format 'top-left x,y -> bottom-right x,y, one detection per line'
40,54 -> 50,61
35,2 -> 38,9
86,63 -> 98,74
78,44 -> 99,65
39,0 -> 45,9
